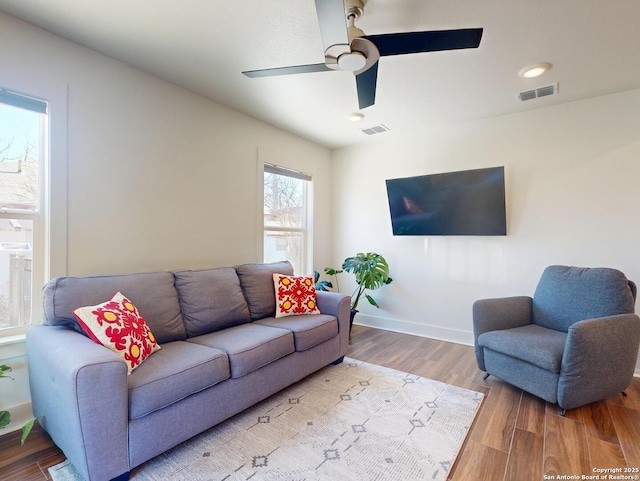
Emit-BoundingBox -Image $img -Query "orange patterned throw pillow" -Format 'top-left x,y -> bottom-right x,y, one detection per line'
273,273 -> 321,318
73,292 -> 160,374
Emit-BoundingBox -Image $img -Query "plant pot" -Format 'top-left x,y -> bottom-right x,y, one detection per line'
349,308 -> 358,343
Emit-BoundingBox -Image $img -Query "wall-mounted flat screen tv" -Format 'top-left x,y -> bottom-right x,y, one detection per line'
385,166 -> 507,236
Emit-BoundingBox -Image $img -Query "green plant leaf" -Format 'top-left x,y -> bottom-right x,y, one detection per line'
314,270 -> 333,291
21,418 -> 37,445
0,410 -> 10,429
315,280 -> 332,291
340,252 -> 393,309
324,267 -> 342,276
0,365 -> 13,380
342,252 -> 391,291
365,293 -> 379,308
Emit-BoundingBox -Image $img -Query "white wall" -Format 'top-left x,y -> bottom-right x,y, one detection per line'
0,13 -> 333,276
332,87 -> 640,377
0,12 -> 332,430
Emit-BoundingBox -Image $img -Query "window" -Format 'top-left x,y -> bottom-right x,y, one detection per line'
263,164 -> 313,275
0,89 -> 47,334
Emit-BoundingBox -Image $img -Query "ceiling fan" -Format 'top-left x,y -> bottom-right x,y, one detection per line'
242,0 -> 483,110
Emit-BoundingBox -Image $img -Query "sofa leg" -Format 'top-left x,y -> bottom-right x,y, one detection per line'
482,372 -> 490,380
111,472 -> 130,481
559,408 -> 566,416
332,356 -> 345,365
621,391 -> 628,397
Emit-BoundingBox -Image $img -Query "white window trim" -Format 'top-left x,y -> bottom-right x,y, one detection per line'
0,81 -> 67,338
260,161 -> 314,275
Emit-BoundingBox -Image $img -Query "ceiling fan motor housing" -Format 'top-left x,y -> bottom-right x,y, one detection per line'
345,0 -> 364,21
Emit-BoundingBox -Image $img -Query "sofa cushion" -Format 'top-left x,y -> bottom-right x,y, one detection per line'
73,292 -> 161,374
478,324 -> 567,373
43,271 -> 187,343
127,341 -> 230,420
273,274 -> 321,318
256,314 -> 338,351
174,267 -> 251,337
187,324 -> 294,378
533,265 -> 636,332
235,261 -> 294,320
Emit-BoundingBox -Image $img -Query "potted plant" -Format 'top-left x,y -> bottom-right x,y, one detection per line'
316,252 -> 393,335
1,364 -> 37,445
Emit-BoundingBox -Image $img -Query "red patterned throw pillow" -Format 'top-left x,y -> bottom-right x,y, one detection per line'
273,273 -> 321,318
73,292 -> 160,374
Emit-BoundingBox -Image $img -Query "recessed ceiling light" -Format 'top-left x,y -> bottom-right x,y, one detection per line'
347,112 -> 365,122
519,62 -> 552,78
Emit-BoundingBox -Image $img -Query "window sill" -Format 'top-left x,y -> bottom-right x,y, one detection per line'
0,333 -> 27,347
0,331 -> 28,358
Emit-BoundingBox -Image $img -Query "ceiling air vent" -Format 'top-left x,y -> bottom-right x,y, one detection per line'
361,124 -> 390,135
517,83 -> 558,102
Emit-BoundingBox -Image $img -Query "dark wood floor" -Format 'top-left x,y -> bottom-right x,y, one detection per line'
2,325 -> 639,480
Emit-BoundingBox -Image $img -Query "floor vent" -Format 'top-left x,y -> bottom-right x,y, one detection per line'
361,124 -> 390,135
517,83 -> 558,102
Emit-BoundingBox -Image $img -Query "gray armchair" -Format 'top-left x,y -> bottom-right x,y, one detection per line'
473,265 -> 640,414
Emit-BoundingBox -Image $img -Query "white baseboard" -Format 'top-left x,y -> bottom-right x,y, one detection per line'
2,401 -> 34,434
352,313 -> 475,346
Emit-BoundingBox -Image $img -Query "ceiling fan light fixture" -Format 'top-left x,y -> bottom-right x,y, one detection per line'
338,51 -> 367,72
347,112 -> 365,122
519,62 -> 552,78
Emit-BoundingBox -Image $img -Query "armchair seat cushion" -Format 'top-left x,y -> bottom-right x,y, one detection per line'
478,324 -> 567,373
128,341 -> 230,420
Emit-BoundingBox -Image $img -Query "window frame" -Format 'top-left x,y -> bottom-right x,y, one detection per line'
0,83 -> 67,339
261,163 -> 313,275
0,90 -> 46,336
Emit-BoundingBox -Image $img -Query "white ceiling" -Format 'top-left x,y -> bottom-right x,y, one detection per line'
2,0 -> 640,149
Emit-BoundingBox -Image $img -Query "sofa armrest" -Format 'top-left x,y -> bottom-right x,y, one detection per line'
27,325 -> 130,481
558,313 -> 640,410
472,296 -> 533,370
316,291 -> 351,354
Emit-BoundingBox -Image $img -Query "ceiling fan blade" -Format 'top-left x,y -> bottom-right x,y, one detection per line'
314,0 -> 349,53
365,28 -> 483,57
356,60 -> 378,109
243,63 -> 333,78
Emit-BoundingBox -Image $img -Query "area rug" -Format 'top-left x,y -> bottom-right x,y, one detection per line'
49,358 -> 483,481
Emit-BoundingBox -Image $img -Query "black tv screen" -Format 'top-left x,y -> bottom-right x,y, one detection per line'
385,166 -> 507,236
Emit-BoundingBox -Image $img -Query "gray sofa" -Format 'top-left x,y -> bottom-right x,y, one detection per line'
26,261 -> 350,481
473,265 -> 640,414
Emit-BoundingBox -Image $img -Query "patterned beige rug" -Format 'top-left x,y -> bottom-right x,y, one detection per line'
50,358 -> 483,481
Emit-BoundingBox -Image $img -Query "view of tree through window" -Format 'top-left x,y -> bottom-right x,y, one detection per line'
0,96 -> 44,330
263,165 -> 311,275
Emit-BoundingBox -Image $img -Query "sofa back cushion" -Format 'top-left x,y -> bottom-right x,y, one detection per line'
43,271 -> 187,343
235,261 -> 294,320
174,267 -> 251,337
533,265 -> 636,332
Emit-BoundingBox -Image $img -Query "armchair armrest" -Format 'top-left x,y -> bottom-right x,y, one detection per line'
473,296 -> 533,335
316,290 -> 351,353
27,325 -> 130,481
558,313 -> 640,410
472,296 -> 533,370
